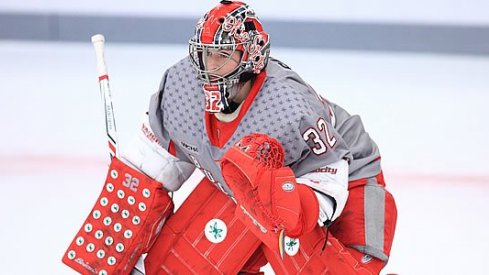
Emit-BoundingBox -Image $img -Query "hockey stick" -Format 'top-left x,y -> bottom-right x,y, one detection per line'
92,34 -> 149,275
91,34 -> 119,159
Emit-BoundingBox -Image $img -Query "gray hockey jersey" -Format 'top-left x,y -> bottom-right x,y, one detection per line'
148,57 -> 381,196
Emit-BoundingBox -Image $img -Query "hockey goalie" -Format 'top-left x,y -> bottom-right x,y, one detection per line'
63,1 -> 397,274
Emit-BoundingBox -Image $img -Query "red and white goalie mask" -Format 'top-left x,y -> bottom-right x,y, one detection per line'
189,0 -> 270,113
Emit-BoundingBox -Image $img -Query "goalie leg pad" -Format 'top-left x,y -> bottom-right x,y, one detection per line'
62,157 -> 174,275
144,178 -> 262,274
240,246 -> 268,274
262,226 -> 376,275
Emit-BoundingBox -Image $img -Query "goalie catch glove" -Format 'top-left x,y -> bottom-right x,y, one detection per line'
221,133 -> 319,257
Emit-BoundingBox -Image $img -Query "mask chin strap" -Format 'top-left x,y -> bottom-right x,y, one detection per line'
219,83 -> 230,110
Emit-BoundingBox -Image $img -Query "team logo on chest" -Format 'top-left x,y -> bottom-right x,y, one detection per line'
204,218 -> 228,244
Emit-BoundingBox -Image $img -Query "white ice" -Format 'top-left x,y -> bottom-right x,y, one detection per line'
0,41 -> 488,274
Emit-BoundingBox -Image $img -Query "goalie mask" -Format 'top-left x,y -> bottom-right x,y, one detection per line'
189,1 -> 270,113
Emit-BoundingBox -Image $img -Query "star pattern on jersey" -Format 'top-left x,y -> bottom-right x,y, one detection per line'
160,58 -> 338,183
163,58 -> 204,139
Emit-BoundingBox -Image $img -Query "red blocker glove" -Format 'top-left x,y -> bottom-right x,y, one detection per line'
221,133 -> 318,258
62,157 -> 174,275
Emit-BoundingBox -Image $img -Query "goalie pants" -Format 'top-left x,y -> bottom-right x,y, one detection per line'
330,172 -> 397,264
145,172 -> 396,274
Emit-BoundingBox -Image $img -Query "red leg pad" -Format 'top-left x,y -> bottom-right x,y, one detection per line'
240,247 -> 268,274
145,178 -> 262,274
262,226 -> 374,275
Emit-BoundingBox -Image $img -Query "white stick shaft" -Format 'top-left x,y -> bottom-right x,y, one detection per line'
91,34 -> 119,158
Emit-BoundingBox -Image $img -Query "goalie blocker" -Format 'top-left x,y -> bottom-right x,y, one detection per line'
62,157 -> 173,275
